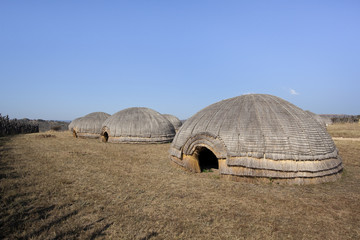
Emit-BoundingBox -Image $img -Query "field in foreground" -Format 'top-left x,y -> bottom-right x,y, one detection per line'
1,124 -> 360,239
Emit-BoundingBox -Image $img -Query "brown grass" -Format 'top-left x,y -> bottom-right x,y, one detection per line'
1,124 -> 360,239
327,122 -> 360,138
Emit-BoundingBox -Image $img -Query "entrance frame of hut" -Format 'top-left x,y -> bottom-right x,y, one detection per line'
195,146 -> 219,171
102,132 -> 109,142
73,129 -> 78,138
180,133 -> 227,173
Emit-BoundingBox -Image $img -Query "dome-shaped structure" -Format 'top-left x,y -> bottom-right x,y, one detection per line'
170,94 -> 343,184
68,117 -> 80,132
69,112 -> 110,138
163,114 -> 182,131
101,107 -> 175,143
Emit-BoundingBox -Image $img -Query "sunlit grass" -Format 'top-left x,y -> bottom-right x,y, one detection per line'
0,126 -> 359,239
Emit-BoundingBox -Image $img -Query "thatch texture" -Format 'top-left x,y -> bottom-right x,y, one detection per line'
101,107 -> 175,143
305,111 -> 326,128
170,94 -> 343,184
163,114 -> 182,131
69,112 -> 110,138
68,117 -> 80,131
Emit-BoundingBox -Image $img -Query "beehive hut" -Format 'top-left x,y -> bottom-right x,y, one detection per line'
69,112 -> 110,138
163,114 -> 182,131
170,94 -> 343,184
101,107 -> 175,143
68,117 -> 80,132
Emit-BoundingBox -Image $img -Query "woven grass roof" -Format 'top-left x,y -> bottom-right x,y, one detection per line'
170,94 -> 342,183
69,112 -> 110,135
101,107 -> 175,143
163,114 -> 182,131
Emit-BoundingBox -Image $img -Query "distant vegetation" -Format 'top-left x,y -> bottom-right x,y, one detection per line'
0,114 -> 70,137
331,115 -> 360,124
31,119 -> 69,132
320,114 -> 360,124
0,114 -> 39,137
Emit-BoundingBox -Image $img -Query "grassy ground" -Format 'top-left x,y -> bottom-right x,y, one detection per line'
1,124 -> 360,239
327,122 -> 360,138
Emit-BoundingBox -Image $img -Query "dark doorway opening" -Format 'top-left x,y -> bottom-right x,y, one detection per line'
102,132 -> 109,142
197,147 -> 218,172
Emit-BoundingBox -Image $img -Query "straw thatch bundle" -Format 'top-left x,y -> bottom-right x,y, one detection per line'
163,114 -> 182,131
101,107 -> 175,143
69,112 -> 110,138
170,94 -> 343,184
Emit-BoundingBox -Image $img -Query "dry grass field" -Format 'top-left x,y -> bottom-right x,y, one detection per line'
1,123 -> 360,239
327,122 -> 360,138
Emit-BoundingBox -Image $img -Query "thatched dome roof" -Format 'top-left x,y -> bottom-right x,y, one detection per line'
68,117 -> 81,131
83,112 -> 111,119
69,112 -> 110,137
170,94 -> 342,184
101,107 -> 175,143
163,114 -> 182,131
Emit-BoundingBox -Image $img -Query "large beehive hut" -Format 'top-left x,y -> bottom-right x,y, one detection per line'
170,94 -> 343,184
163,114 -> 182,131
69,112 -> 110,138
101,107 -> 175,143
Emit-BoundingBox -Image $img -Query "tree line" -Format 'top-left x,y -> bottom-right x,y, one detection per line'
331,115 -> 360,124
0,114 -> 39,137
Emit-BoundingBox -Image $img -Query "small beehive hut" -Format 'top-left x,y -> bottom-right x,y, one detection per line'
163,114 -> 182,131
69,112 -> 110,138
170,94 -> 343,184
101,107 -> 175,143
68,117 -> 80,132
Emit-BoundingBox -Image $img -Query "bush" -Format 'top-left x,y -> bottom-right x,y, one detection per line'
51,126 -> 62,131
331,115 -> 360,124
0,114 -> 39,137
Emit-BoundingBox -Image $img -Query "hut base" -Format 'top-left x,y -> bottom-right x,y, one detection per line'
170,155 -> 343,185
75,132 -> 101,139
105,136 -> 174,144
220,172 -> 342,185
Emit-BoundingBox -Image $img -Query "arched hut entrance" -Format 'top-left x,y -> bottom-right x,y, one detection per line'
102,132 -> 109,142
73,130 -> 78,138
178,133 -> 227,173
195,146 -> 218,171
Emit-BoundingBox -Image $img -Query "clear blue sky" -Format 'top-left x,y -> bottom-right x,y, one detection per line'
1,1 -> 359,120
